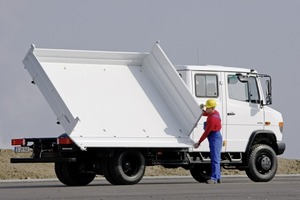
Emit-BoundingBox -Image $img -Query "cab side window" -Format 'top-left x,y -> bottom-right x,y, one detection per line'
228,75 -> 260,103
195,74 -> 218,97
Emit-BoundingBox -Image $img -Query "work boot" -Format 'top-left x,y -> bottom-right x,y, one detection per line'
206,179 -> 216,184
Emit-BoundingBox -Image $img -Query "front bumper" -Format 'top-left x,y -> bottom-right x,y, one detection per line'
277,142 -> 286,155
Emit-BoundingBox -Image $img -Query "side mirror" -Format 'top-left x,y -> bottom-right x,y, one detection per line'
266,95 -> 272,105
258,74 -> 272,105
266,79 -> 272,105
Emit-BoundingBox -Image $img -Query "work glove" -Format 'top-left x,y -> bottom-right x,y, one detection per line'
193,142 -> 200,149
199,104 -> 205,110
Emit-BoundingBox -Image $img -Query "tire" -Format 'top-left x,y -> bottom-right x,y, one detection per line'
190,164 -> 211,183
245,144 -> 277,182
55,162 -> 96,186
108,150 -> 146,185
55,162 -> 70,185
101,158 -> 119,185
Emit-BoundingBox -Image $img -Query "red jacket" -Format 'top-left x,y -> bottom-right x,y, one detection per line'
198,110 -> 221,144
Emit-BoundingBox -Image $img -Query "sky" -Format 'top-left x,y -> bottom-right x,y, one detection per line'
0,0 -> 299,159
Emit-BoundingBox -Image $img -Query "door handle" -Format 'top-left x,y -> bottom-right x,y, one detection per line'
227,112 -> 235,116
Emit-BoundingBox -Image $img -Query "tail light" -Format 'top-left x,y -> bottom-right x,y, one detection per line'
57,137 -> 73,145
11,138 -> 25,146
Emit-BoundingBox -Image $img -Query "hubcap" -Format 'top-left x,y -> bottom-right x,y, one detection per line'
122,157 -> 138,176
123,162 -> 132,173
260,155 -> 272,171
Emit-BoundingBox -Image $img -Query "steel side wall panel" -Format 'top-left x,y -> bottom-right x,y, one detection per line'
143,44 -> 202,135
22,44 -> 201,149
35,48 -> 147,66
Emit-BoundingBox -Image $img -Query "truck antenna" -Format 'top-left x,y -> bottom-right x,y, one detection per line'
197,48 -> 199,65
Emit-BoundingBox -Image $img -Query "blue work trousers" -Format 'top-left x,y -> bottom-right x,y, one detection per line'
208,131 -> 222,181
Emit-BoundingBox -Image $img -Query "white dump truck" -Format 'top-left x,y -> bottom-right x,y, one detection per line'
11,43 -> 285,185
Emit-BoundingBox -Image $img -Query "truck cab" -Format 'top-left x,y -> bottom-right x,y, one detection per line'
177,65 -> 283,152
177,65 -> 285,182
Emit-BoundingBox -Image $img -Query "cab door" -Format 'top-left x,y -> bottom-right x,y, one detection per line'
191,71 -> 225,152
225,73 -> 264,152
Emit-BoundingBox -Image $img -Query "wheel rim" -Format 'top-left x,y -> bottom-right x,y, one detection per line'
122,154 -> 139,177
260,155 -> 272,170
256,153 -> 272,174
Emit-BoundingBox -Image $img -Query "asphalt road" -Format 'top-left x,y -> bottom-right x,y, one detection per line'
0,176 -> 299,200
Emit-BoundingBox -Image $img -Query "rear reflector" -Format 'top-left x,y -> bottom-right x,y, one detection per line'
11,139 -> 25,146
57,137 -> 73,145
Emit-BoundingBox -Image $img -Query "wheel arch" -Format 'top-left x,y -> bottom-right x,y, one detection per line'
245,130 -> 279,157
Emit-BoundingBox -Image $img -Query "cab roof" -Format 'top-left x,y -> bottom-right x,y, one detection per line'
175,65 -> 257,74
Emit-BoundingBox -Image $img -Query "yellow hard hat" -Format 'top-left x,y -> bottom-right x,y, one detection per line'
205,99 -> 217,108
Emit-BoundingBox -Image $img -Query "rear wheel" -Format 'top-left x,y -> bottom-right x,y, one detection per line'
245,144 -> 277,182
101,158 -> 119,185
190,164 -> 211,183
55,162 -> 96,186
107,150 -> 146,185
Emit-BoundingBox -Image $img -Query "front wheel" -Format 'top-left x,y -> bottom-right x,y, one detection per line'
245,144 -> 277,182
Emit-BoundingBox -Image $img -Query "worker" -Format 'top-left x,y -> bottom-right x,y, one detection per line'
193,99 -> 222,184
